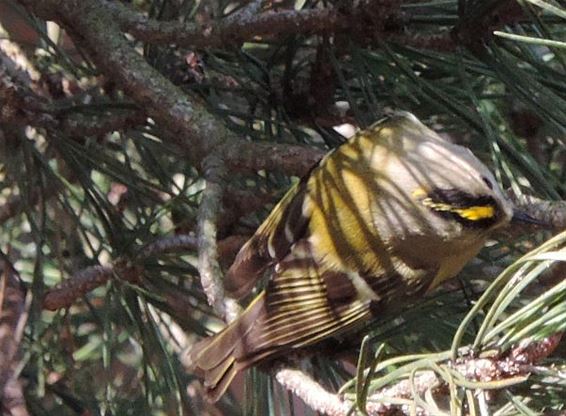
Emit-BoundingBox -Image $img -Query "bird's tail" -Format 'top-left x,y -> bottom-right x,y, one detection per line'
188,292 -> 267,402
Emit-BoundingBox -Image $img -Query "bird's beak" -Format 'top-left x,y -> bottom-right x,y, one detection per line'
512,210 -> 550,228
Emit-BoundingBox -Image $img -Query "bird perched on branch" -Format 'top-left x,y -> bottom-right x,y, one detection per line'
189,111 -> 532,401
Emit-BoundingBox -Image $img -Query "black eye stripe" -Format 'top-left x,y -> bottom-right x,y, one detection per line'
423,188 -> 499,228
428,189 -> 496,209
482,176 -> 494,190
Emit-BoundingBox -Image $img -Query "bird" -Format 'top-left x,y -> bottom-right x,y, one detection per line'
189,111 -> 529,401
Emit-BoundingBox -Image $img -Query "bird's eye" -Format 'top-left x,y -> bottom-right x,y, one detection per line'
482,176 -> 494,190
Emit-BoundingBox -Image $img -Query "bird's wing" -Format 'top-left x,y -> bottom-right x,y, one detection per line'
224,176 -> 313,299
238,237 -> 437,362
233,240 -> 374,365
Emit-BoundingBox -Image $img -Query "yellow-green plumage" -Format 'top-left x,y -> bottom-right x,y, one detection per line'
189,112 -> 515,401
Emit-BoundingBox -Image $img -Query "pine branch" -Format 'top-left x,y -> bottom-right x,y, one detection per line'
509,194 -> 566,230
17,0 -> 322,176
42,235 -> 245,311
107,1 -> 346,48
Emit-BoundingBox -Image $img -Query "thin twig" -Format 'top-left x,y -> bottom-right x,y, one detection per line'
508,193 -> 566,230
42,234 -> 246,310
197,154 -> 241,322
43,264 -> 116,311
106,1 -> 345,48
0,252 -> 31,416
275,367 -> 351,416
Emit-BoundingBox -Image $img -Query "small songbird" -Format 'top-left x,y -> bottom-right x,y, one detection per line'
190,111 -> 528,401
